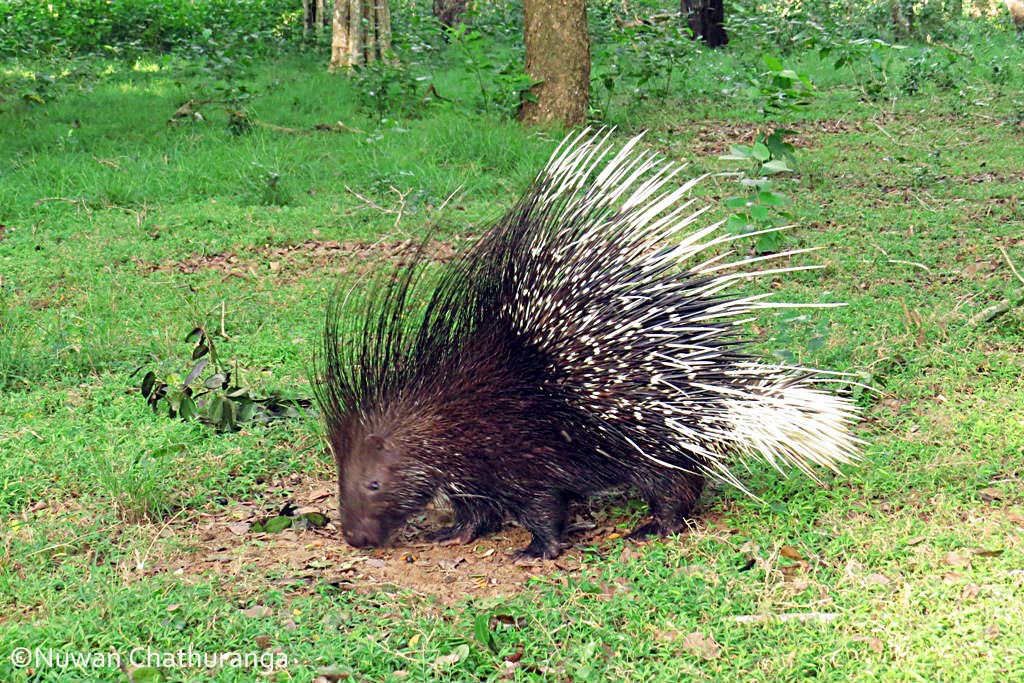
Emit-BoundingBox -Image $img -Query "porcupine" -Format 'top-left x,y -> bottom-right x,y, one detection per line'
314,130 -> 861,559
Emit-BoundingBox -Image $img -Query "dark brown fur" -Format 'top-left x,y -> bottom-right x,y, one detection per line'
327,326 -> 703,559
316,147 -> 717,559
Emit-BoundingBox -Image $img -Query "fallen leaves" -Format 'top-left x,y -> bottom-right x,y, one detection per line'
679,631 -> 722,660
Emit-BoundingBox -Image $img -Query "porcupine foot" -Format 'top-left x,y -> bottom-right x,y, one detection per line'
512,491 -> 569,561
426,499 -> 503,545
628,475 -> 705,540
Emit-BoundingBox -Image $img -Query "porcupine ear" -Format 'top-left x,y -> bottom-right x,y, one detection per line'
365,434 -> 386,452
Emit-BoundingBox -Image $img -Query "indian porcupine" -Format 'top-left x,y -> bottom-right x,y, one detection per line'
314,130 -> 861,559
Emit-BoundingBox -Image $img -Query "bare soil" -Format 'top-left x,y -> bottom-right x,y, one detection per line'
155,475 -> 663,605
136,239 -> 462,282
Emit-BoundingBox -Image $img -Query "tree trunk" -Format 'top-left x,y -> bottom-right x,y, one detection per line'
331,0 -> 393,70
318,0 -> 329,34
433,0 -> 468,30
681,0 -> 728,47
520,0 -> 590,128
890,0 -> 913,36
304,0 -> 331,36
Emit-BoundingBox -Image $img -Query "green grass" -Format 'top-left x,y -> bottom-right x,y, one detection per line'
2,19 -> 1024,683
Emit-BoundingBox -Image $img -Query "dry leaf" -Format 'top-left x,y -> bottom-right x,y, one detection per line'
780,545 -> 804,561
437,557 -> 465,571
307,487 -> 333,501
680,631 -> 721,660
977,487 -> 1004,501
228,522 -> 251,536
866,573 -> 891,586
943,551 -> 972,568
241,605 -> 272,618
854,636 -> 885,654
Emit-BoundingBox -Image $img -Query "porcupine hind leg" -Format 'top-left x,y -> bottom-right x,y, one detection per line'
426,497 -> 503,545
512,490 -> 570,560
628,473 -> 705,540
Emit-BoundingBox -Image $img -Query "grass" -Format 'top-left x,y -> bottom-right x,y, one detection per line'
2,15 -> 1024,683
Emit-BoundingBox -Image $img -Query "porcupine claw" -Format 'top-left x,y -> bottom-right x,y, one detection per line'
512,539 -> 564,562
626,521 -> 670,540
425,524 -> 487,545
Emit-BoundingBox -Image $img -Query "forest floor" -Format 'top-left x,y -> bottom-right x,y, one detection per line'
1,30 -> 1024,683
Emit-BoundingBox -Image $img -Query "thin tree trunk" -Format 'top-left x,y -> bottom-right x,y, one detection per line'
330,0 -> 392,70
520,0 -> 590,128
433,0 -> 468,30
318,0 -> 328,34
348,0 -> 362,64
681,0 -> 728,47
330,0 -> 351,68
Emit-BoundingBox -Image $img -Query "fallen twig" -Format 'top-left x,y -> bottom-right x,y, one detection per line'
966,247 -> 1024,325
733,612 -> 839,625
1000,246 -> 1024,286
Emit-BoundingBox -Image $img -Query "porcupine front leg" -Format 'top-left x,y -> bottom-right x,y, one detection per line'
628,473 -> 705,539
512,491 -> 569,560
425,496 -> 503,545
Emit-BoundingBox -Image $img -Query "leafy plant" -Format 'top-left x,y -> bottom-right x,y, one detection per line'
243,160 -> 294,206
719,130 -> 797,254
749,54 -> 814,117
624,19 -> 695,100
446,23 -> 536,116
824,38 -> 908,101
251,501 -> 329,533
350,55 -> 423,119
139,325 -> 310,433
0,0 -> 302,59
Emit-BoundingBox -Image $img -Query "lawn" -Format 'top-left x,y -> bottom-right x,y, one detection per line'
1,6 -> 1023,682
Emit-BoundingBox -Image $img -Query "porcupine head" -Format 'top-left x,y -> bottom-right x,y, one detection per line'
329,409 -> 445,549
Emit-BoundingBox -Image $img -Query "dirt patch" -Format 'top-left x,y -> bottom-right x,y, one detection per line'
153,476 -> 660,605
136,239 -> 462,283
681,118 -> 865,156
956,170 -> 1024,185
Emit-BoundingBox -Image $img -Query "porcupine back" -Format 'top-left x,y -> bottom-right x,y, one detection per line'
316,129 -> 861,555
472,129 -> 862,491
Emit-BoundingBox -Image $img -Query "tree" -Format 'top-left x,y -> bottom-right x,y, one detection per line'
433,0 -> 468,31
330,0 -> 393,70
520,0 -> 591,127
681,0 -> 728,48
303,0 -> 330,37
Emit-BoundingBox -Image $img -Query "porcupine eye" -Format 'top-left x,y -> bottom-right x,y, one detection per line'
367,480 -> 381,492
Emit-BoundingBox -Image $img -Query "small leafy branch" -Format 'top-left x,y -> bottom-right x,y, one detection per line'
139,325 -> 310,433
446,23 -> 537,116
821,38 -> 908,101
750,55 -> 814,117
719,129 -> 797,254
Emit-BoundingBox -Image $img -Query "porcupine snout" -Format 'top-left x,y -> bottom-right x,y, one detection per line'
342,521 -> 384,548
